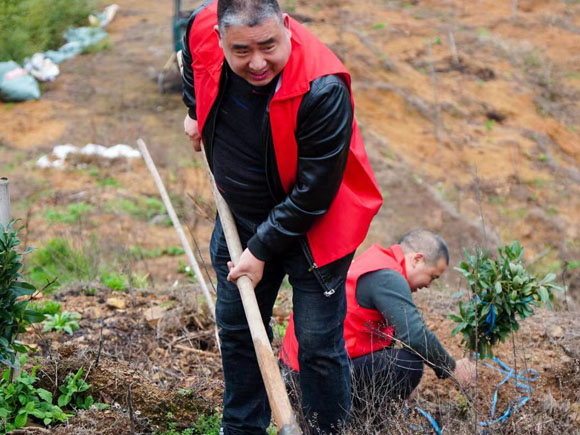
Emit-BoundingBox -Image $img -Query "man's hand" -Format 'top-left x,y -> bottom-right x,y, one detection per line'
184,114 -> 201,152
227,248 -> 265,287
454,357 -> 477,388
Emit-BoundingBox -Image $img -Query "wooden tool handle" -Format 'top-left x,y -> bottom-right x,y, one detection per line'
200,149 -> 300,434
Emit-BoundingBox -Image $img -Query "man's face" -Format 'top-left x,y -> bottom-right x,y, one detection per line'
406,255 -> 447,292
216,15 -> 292,86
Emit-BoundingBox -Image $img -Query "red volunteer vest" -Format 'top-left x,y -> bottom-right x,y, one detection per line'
280,244 -> 407,371
188,2 -> 382,267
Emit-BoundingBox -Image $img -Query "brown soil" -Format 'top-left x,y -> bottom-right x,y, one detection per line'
1,0 -> 580,433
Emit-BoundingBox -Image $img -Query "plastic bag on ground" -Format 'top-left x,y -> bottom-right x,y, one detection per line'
44,27 -> 108,64
0,61 -> 40,102
24,53 -> 60,82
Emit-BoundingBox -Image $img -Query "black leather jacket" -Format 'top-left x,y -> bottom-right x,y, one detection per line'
181,4 -> 353,262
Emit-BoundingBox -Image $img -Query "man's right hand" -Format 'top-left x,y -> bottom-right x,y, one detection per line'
184,114 -> 201,152
454,357 -> 477,388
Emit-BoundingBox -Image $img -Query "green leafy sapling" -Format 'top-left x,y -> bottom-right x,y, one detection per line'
449,241 -> 561,358
0,221 -> 44,368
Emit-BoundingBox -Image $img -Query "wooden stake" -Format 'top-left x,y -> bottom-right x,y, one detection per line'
136,139 -> 216,319
0,178 -> 10,227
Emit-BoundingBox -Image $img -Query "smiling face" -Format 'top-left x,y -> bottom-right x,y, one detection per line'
215,14 -> 292,86
405,254 -> 448,292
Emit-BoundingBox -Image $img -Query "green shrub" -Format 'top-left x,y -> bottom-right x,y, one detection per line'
0,0 -> 95,63
0,222 -> 44,368
449,241 -> 561,358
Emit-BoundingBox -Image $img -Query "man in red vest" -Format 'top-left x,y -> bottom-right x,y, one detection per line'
181,1 -> 382,433
281,229 -> 476,405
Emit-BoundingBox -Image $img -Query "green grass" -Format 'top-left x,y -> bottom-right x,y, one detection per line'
104,196 -> 169,224
25,237 -> 137,292
130,245 -> 185,260
28,300 -> 62,316
0,0 -> 95,63
44,202 -> 93,224
26,238 -> 97,291
100,270 -> 128,292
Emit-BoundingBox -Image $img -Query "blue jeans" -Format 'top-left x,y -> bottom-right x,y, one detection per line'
211,216 -> 353,435
351,348 -> 424,402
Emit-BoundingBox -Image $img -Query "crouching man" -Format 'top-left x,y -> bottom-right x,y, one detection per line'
280,229 -> 476,404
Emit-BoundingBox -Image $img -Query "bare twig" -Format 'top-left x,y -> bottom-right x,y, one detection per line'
128,383 -> 136,435
173,344 -> 220,358
95,320 -> 104,368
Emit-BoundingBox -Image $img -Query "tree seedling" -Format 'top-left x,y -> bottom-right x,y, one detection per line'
449,241 -> 561,358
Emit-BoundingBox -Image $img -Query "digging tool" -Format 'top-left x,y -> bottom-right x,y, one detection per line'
199,147 -> 300,435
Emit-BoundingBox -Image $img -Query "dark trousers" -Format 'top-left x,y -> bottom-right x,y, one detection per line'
210,216 -> 354,435
350,348 -> 424,403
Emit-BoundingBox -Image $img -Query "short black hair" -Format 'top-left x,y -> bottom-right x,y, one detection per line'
398,229 -> 449,266
217,0 -> 282,33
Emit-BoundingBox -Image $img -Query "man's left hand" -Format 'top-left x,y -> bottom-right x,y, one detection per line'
227,248 -> 265,287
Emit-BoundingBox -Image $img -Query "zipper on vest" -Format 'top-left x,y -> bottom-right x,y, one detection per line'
300,238 -> 335,297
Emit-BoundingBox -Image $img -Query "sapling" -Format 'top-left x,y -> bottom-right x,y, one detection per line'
0,221 -> 44,368
449,241 -> 560,358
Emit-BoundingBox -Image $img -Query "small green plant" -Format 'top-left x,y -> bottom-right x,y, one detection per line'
372,22 -> 386,30
0,358 -> 72,431
58,368 -> 93,409
131,273 -> 149,290
0,221 -> 44,368
44,202 -> 94,224
100,270 -> 128,291
97,176 -> 120,187
449,241 -> 561,358
43,312 -> 81,335
484,119 -> 495,132
191,413 -> 222,435
28,299 -> 62,316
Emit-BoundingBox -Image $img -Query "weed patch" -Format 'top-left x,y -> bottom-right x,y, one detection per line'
104,196 -> 169,225
0,0 -> 95,63
44,202 -> 94,225
26,238 -> 96,291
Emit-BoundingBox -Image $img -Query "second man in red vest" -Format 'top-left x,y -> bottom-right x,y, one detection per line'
281,229 -> 476,406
